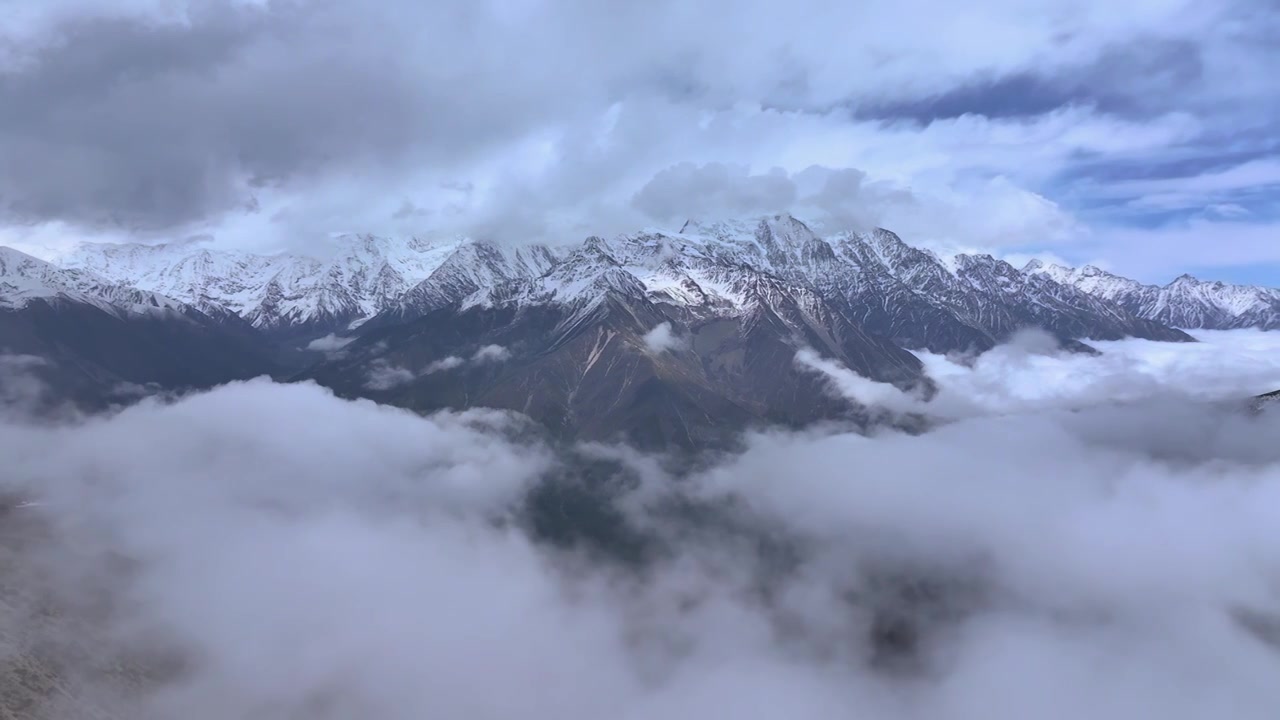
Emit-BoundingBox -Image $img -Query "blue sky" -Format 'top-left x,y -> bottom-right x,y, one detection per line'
0,0 -> 1276,286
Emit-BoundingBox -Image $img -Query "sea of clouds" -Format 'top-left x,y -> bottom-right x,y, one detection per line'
3,330 -> 1280,719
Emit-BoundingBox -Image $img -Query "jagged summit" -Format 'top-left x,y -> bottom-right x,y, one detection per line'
10,216 -> 1270,447
57,233 -> 468,338
34,214 -> 1274,347
372,216 -> 1190,351
1,245 -> 192,318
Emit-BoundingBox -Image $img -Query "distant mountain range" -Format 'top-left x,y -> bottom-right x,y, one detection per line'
4,215 -> 1274,446
1024,260 -> 1280,331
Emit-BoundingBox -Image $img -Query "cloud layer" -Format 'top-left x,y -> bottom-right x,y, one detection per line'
0,0 -> 1276,282
363,344 -> 512,390
798,328 -> 1280,420
3,330 -> 1280,718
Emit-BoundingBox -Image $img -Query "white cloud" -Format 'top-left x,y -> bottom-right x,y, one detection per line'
0,352 -> 50,411
795,329 -> 1280,421
426,355 -> 466,373
1093,157 -> 1280,208
917,329 -> 1280,418
632,163 -> 797,223
2,0 -> 1270,280
4,346 -> 1280,717
6,328 -> 1280,717
306,333 -> 355,352
472,344 -> 511,363
366,352 -> 500,390
365,361 -> 418,390
1085,220 -> 1280,283
642,323 -> 685,355
794,347 -> 926,414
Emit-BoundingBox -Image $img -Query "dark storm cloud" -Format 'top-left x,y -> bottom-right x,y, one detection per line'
1,6 -> 374,228
0,2 -> 572,231
858,38 -> 1206,123
856,73 -> 1079,122
2,0 -> 1279,277
1062,149 -> 1276,186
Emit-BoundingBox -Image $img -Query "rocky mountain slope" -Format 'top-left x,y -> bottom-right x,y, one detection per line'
362,216 -> 1194,353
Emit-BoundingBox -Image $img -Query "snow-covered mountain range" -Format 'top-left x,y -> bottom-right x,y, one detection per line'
56,234 -> 467,338
1025,260 -> 1280,331
1,246 -> 193,319
5,214 -> 1275,444
47,216 -> 1273,348
342,215 -> 1195,352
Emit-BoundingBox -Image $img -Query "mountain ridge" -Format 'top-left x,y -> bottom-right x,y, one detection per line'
6,214 -> 1265,444
55,233 -> 467,339
41,216 -> 1274,344
1025,260 -> 1280,330
1,247 -> 279,410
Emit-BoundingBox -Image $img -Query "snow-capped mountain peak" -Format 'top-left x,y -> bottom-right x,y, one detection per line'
1021,259 -> 1079,285
1,246 -> 191,318
1029,261 -> 1280,330
28,215 -> 1280,348
59,234 -> 469,337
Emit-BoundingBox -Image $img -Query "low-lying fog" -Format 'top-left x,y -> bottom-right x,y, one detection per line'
3,330 -> 1280,719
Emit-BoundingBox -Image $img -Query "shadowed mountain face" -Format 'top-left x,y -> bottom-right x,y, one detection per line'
1,246 -> 279,412
304,283 -> 927,450
0,297 -> 278,412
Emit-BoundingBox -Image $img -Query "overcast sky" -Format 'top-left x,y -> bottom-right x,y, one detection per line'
0,0 -> 1277,284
